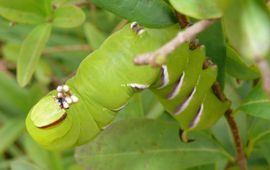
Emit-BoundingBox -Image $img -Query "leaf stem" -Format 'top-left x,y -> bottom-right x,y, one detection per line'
134,19 -> 215,67
225,109 -> 247,170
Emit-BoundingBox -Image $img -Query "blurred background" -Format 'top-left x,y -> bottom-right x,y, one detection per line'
0,0 -> 270,170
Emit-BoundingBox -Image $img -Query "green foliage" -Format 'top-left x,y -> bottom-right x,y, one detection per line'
52,5 -> 85,28
0,0 -> 270,170
169,0 -> 224,19
0,0 -> 53,24
17,23 -> 52,87
222,0 -> 270,59
83,22 -> 106,50
76,119 -> 232,170
237,84 -> 270,119
226,45 -> 260,80
91,0 -> 177,27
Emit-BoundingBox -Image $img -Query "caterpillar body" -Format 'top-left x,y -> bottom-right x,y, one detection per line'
26,23 -> 230,150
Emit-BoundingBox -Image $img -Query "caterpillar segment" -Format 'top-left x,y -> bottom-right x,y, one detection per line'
26,22 -> 230,150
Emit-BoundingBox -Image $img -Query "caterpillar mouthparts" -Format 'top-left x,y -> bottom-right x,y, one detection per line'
55,85 -> 79,109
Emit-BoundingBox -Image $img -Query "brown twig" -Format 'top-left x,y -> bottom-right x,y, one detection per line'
112,19 -> 129,33
225,109 -> 247,170
256,58 -> 270,98
43,44 -> 91,54
0,60 -> 15,77
74,0 -> 89,7
134,19 -> 215,67
176,12 -> 189,29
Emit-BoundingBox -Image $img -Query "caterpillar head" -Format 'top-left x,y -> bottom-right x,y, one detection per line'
25,85 -> 81,150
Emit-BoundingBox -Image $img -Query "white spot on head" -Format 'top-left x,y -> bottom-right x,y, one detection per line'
57,86 -> 63,92
63,85 -> 69,92
158,65 -> 169,89
71,95 -> 79,103
65,97 -> 72,104
175,87 -> 197,115
167,72 -> 185,100
57,93 -> 63,98
63,102 -> 69,109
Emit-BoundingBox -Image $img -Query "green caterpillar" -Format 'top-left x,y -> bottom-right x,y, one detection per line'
26,23 -> 230,150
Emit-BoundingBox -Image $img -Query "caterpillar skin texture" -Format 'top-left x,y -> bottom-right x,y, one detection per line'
26,24 -> 230,150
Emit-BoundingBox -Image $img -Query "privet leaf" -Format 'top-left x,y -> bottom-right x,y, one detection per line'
0,73 -> 32,114
169,0 -> 224,19
237,84 -> 270,119
223,0 -> 270,59
115,94 -> 144,121
226,45 -> 260,80
83,22 -> 106,50
76,119 -> 232,170
10,159 -> 41,170
91,0 -> 177,28
247,118 -> 270,157
0,0 -> 53,24
198,21 -> 226,87
52,5 -> 85,28
17,23 -> 51,87
2,43 -> 20,63
23,135 -> 63,170
0,118 -> 24,155
257,143 -> 270,167
34,59 -> 53,85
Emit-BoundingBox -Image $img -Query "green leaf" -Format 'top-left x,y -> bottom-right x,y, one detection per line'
186,164 -> 216,170
198,21 -> 226,88
0,118 -> 24,155
237,84 -> 270,119
34,59 -> 53,85
256,142 -> 270,166
0,0 -> 53,24
141,90 -> 165,119
52,5 -> 85,28
169,0 -> 224,19
76,119 -> 232,170
17,23 -> 52,87
246,118 -> 270,157
226,45 -> 260,80
211,113 -> 248,157
83,22 -> 106,50
2,43 -> 20,63
115,94 -> 144,121
0,73 -> 34,114
23,135 -> 63,170
68,164 -> 85,170
222,0 -> 270,59
10,159 -> 41,170
91,0 -> 177,28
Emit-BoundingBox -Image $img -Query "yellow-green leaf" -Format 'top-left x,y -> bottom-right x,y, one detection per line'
169,0 -> 224,19
76,119 -> 232,170
0,0 -> 53,24
17,23 -> 51,87
0,118 -> 24,155
83,22 -> 106,50
223,0 -> 270,59
52,5 -> 85,28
